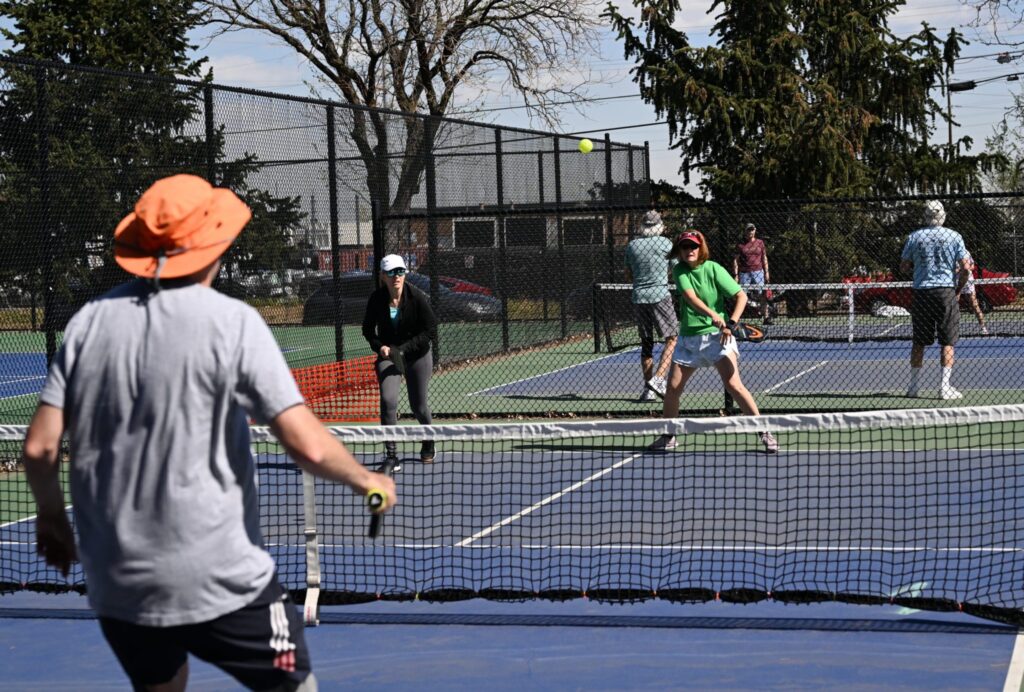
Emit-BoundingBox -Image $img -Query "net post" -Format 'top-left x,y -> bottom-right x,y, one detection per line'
847,284 -> 855,345
495,129 -> 510,353
592,283 -> 601,352
301,470 -> 322,627
326,105 -> 344,361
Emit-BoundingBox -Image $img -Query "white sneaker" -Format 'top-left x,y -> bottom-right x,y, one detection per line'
648,434 -> 677,451
646,376 -> 667,398
760,431 -> 779,454
638,385 -> 656,402
981,326 -> 990,335
940,387 -> 963,401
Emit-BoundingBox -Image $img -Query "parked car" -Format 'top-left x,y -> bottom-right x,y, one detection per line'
437,275 -> 494,297
302,271 -> 501,326
844,267 -> 1018,314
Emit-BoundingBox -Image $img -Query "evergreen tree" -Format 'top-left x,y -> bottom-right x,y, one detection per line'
0,0 -> 301,315
606,0 -> 996,200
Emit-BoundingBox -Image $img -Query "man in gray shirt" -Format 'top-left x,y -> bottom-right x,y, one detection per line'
23,174 -> 395,691
625,210 -> 678,402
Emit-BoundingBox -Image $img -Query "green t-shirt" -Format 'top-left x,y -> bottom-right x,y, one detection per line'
673,260 -> 742,336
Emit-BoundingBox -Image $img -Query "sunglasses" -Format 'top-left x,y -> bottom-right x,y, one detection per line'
385,268 -> 407,277
680,243 -> 700,251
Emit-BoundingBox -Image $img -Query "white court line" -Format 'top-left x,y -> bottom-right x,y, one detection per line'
1004,633 -> 1024,692
454,450 -> 645,547
762,360 -> 830,394
0,503 -> 72,529
0,375 -> 46,385
465,349 -> 629,397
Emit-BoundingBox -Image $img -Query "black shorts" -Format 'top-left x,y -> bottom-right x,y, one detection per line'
99,577 -> 312,691
911,287 -> 959,347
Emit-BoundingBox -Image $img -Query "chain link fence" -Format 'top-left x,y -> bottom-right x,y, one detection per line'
2,57 -> 1023,422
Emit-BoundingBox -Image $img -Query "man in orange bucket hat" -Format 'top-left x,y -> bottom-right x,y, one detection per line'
22,174 -> 395,691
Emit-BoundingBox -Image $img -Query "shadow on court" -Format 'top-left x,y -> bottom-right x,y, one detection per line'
0,592 -> 1019,691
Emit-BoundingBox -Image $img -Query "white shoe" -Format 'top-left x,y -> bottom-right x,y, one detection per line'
940,387 -> 963,400
638,385 -> 656,402
646,376 -> 667,398
648,434 -> 677,451
981,326 -> 990,335
759,431 -> 779,454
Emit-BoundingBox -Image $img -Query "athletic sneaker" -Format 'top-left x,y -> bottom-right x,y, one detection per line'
420,441 -> 435,463
759,431 -> 779,454
638,384 -> 656,402
940,387 -> 963,401
981,326 -> 990,335
377,457 -> 402,473
648,434 -> 677,451
646,376 -> 667,398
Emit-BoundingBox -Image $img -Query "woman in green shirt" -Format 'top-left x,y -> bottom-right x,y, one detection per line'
650,231 -> 778,453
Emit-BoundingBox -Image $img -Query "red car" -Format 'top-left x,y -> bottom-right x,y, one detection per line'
438,276 -> 494,297
844,267 -> 1017,314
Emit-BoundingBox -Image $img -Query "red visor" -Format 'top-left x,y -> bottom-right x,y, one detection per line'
677,232 -> 701,246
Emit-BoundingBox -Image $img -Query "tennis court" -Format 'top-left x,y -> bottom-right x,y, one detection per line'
468,336 -> 1024,411
4,408 -> 1024,688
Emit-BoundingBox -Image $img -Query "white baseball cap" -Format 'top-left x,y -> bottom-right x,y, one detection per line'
380,254 -> 407,272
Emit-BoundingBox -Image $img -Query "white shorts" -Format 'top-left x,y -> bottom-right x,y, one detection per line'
672,333 -> 738,369
962,280 -> 975,296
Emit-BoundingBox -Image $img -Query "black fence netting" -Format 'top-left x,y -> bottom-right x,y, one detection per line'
2,57 -> 1023,422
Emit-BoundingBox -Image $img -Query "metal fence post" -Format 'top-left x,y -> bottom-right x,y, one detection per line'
627,144 -> 636,241
424,117 -> 441,363
204,85 -> 216,184
371,199 -> 384,279
36,66 -> 56,366
604,133 -> 615,282
326,105 -> 344,361
495,129 -> 510,352
538,149 -> 548,321
554,136 -> 567,339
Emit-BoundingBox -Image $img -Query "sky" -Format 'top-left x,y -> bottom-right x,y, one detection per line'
0,0 -> 1019,191
186,0 -> 1024,192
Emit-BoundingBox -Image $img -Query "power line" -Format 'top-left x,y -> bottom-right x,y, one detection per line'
455,93 -> 642,115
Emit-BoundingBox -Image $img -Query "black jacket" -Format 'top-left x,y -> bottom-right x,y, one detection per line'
362,283 -> 437,362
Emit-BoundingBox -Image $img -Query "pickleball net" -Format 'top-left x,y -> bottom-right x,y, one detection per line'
2,404 -> 1024,626
592,277 -> 1024,351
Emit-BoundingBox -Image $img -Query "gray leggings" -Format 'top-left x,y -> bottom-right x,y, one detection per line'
376,350 -> 433,426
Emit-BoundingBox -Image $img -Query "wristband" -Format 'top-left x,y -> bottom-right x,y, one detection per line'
727,319 -> 738,330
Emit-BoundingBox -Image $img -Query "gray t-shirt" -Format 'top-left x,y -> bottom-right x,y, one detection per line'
625,236 -> 674,304
40,279 -> 304,627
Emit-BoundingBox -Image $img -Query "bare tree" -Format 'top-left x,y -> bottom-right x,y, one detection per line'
964,0 -> 1024,45
200,0 -> 601,213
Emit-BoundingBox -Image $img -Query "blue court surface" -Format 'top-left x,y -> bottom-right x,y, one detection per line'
469,337 -> 1024,403
5,430 -> 1024,690
0,353 -> 48,399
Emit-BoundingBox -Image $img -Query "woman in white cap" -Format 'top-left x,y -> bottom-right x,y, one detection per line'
362,254 -> 438,465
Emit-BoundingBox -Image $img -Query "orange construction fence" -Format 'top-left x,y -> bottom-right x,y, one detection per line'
291,356 -> 379,423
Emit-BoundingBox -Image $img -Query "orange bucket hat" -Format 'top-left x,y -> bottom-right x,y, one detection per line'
114,174 -> 251,280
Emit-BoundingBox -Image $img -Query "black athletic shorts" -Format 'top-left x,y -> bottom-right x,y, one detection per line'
911,287 -> 959,347
99,577 -> 312,691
